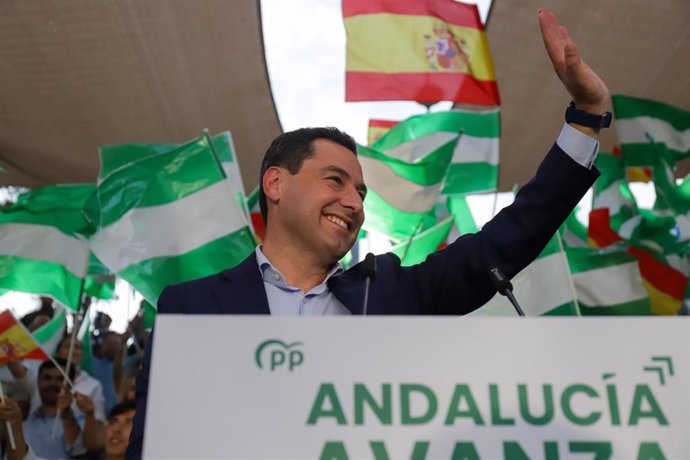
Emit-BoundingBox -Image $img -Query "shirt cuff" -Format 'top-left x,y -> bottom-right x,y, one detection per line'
556,123 -> 599,169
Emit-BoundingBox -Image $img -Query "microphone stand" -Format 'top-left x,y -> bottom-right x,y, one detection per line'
361,253 -> 376,315
489,267 -> 525,317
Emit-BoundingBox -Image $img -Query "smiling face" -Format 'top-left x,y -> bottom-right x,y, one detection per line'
105,408 -> 135,458
37,367 -> 64,406
265,138 -> 366,267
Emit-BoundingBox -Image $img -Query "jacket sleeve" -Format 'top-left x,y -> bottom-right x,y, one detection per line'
413,144 -> 599,315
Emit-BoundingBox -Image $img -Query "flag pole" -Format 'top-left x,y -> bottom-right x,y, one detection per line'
12,309 -> 73,388
51,307 -> 81,440
0,383 -> 17,451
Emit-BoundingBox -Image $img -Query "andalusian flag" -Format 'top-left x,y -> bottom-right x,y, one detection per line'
84,254 -> 116,300
567,247 -> 650,315
32,306 -> 67,357
0,311 -> 50,366
359,129 -> 457,241
0,185 -> 92,310
561,207 -> 589,248
471,233 -> 579,316
591,153 -> 638,231
612,95 -> 690,170
628,246 -> 688,315
390,217 -> 453,265
85,134 -> 256,305
99,131 -> 248,216
368,119 -> 399,146
344,0 -> 499,105
446,194 -> 478,235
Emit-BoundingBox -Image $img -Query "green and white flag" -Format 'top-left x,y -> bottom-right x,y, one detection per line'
591,152 -> 639,231
612,95 -> 690,168
84,254 -> 116,300
470,233 -> 579,317
32,306 -> 67,357
359,127 -> 457,242
372,109 -> 500,195
561,207 -> 589,248
0,185 -> 92,310
567,246 -> 651,315
390,217 -> 453,266
99,131 -> 248,212
85,134 -> 256,305
446,194 -> 479,235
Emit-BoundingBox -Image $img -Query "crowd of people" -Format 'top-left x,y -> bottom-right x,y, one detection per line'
0,298 -> 147,460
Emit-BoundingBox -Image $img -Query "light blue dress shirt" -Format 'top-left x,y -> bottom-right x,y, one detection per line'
255,247 -> 351,316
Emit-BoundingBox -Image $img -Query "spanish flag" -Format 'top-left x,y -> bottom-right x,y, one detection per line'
367,119 -> 399,146
0,310 -> 50,366
344,0 -> 499,105
587,208 -> 623,248
628,247 -> 688,315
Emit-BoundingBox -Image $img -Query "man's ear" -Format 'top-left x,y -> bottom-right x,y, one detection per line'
263,166 -> 283,204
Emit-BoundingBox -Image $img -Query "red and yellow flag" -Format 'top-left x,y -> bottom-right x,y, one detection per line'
628,247 -> 688,315
587,208 -> 623,248
367,119 -> 399,146
343,0 -> 500,105
0,310 -> 50,366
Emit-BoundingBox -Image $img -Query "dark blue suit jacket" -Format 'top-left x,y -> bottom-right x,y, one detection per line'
126,145 -> 598,458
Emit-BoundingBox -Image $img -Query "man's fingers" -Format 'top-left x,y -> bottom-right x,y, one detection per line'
538,9 -> 565,71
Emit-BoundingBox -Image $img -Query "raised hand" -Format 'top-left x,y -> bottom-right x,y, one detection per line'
0,396 -> 22,426
75,392 -> 95,417
538,8 -> 609,114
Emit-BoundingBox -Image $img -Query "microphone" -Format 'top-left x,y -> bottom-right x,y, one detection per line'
488,267 -> 525,317
361,253 -> 376,315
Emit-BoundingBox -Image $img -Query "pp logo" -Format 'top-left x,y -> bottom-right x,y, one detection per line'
255,339 -> 304,372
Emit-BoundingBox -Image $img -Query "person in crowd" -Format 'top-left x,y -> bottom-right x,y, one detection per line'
117,368 -> 137,404
19,297 -> 55,332
0,359 -> 101,459
127,8 -> 612,459
0,395 -> 32,460
91,331 -> 123,415
104,400 -> 136,460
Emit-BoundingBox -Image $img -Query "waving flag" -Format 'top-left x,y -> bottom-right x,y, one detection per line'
612,95 -> 690,170
85,134 -> 256,305
32,307 -> 67,357
367,119 -> 399,146
344,0 -> 499,105
471,233 -> 579,316
0,311 -> 50,366
374,109 -> 500,195
359,131 -> 457,242
0,185 -> 92,310
567,247 -> 650,315
390,217 -> 453,265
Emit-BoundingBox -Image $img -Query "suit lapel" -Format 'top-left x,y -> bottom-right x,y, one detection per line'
215,255 -> 270,315
329,264 -> 365,315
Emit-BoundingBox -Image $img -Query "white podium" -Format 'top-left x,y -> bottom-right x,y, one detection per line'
144,316 -> 689,459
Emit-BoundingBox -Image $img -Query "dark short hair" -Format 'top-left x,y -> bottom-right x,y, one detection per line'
39,357 -> 76,382
109,399 -> 136,420
259,127 -> 357,222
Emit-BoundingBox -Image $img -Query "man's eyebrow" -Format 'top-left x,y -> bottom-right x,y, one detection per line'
322,165 -> 367,195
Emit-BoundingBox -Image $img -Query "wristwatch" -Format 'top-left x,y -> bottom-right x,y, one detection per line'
565,101 -> 612,129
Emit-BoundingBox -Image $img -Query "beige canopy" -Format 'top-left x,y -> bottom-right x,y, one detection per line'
0,0 -> 688,191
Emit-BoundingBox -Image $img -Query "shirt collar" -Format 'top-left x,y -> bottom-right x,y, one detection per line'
255,246 -> 343,293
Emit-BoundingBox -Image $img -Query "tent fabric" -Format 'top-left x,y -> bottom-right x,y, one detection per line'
0,0 -> 281,190
0,0 -> 688,190
486,0 -> 690,189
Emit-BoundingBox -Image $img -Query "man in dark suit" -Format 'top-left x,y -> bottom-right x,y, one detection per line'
127,9 -> 611,458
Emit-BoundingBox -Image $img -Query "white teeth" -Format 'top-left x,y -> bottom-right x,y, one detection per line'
326,215 -> 347,229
